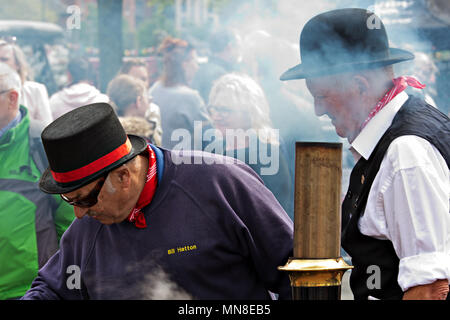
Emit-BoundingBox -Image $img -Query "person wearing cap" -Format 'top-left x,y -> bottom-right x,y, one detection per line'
21,102 -> 293,300
0,62 -> 74,300
280,8 -> 449,300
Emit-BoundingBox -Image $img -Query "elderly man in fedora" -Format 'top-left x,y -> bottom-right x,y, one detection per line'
281,8 -> 449,300
21,102 -> 293,299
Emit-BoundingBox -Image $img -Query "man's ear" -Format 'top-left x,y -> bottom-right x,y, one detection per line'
351,75 -> 370,97
136,95 -> 144,109
8,90 -> 19,109
114,166 -> 131,189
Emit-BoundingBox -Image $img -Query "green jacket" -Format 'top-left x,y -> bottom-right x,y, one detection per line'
0,106 -> 74,299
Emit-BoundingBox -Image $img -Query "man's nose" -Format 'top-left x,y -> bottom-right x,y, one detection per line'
73,206 -> 89,219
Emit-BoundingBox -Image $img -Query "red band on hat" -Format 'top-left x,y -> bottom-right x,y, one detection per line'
51,138 -> 132,183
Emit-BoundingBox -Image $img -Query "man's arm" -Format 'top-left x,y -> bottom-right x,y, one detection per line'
22,219 -> 89,300
381,136 -> 450,299
227,162 -> 294,299
403,279 -> 449,300
21,251 -> 64,300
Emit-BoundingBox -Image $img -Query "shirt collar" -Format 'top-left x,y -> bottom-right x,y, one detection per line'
350,91 -> 409,161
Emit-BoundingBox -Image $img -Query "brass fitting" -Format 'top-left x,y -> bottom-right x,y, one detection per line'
278,257 -> 353,287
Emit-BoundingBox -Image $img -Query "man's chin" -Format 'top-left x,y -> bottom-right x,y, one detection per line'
334,126 -> 353,142
334,127 -> 346,139
91,215 -> 113,225
91,214 -> 128,225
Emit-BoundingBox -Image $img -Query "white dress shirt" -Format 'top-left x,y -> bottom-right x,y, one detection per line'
350,91 -> 450,292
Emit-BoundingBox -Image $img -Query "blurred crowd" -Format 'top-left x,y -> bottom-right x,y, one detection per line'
1,26 -> 446,220
0,13 -> 448,299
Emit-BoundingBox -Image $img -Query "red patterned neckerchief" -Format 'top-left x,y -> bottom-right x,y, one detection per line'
126,145 -> 157,228
361,76 -> 426,130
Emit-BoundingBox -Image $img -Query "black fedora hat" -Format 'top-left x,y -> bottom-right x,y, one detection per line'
280,8 -> 414,80
39,102 -> 147,194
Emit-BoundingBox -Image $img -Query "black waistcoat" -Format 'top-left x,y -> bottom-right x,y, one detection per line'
341,95 -> 450,300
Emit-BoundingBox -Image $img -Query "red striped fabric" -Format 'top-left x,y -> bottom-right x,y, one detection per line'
51,139 -> 132,183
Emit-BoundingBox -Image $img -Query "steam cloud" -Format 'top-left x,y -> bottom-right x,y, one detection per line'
138,266 -> 192,300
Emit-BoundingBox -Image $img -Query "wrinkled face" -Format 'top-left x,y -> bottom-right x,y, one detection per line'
0,44 -> 18,72
61,172 -> 131,225
128,66 -> 149,88
306,75 -> 366,143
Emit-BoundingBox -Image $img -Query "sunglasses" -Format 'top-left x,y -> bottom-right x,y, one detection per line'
60,174 -> 107,208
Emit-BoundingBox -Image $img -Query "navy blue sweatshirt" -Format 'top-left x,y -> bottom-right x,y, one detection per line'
22,148 -> 293,299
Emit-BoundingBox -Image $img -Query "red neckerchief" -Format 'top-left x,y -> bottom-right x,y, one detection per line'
361,76 -> 426,130
126,145 -> 157,228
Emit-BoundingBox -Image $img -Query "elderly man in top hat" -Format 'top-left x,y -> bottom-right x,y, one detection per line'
21,102 -> 293,299
281,8 -> 449,300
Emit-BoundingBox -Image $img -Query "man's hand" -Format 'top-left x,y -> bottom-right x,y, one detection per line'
403,279 -> 449,300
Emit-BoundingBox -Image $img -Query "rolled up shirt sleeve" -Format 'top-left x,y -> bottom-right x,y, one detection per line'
380,136 -> 450,291
398,252 -> 450,291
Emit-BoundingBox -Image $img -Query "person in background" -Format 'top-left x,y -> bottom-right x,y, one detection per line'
149,36 -> 213,150
191,28 -> 242,102
107,74 -> 161,146
118,58 -> 151,89
0,39 -> 53,127
118,58 -> 163,147
49,56 -> 109,119
107,74 -> 150,118
0,62 -> 74,299
119,116 -> 159,146
208,72 -> 293,219
280,8 -> 449,300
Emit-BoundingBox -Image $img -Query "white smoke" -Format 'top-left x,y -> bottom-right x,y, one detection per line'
123,260 -> 192,300
138,266 -> 192,300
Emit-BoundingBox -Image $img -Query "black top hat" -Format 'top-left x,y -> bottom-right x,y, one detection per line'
280,8 -> 414,80
39,103 -> 147,194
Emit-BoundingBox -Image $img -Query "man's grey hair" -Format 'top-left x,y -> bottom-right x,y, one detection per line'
0,62 -> 22,95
